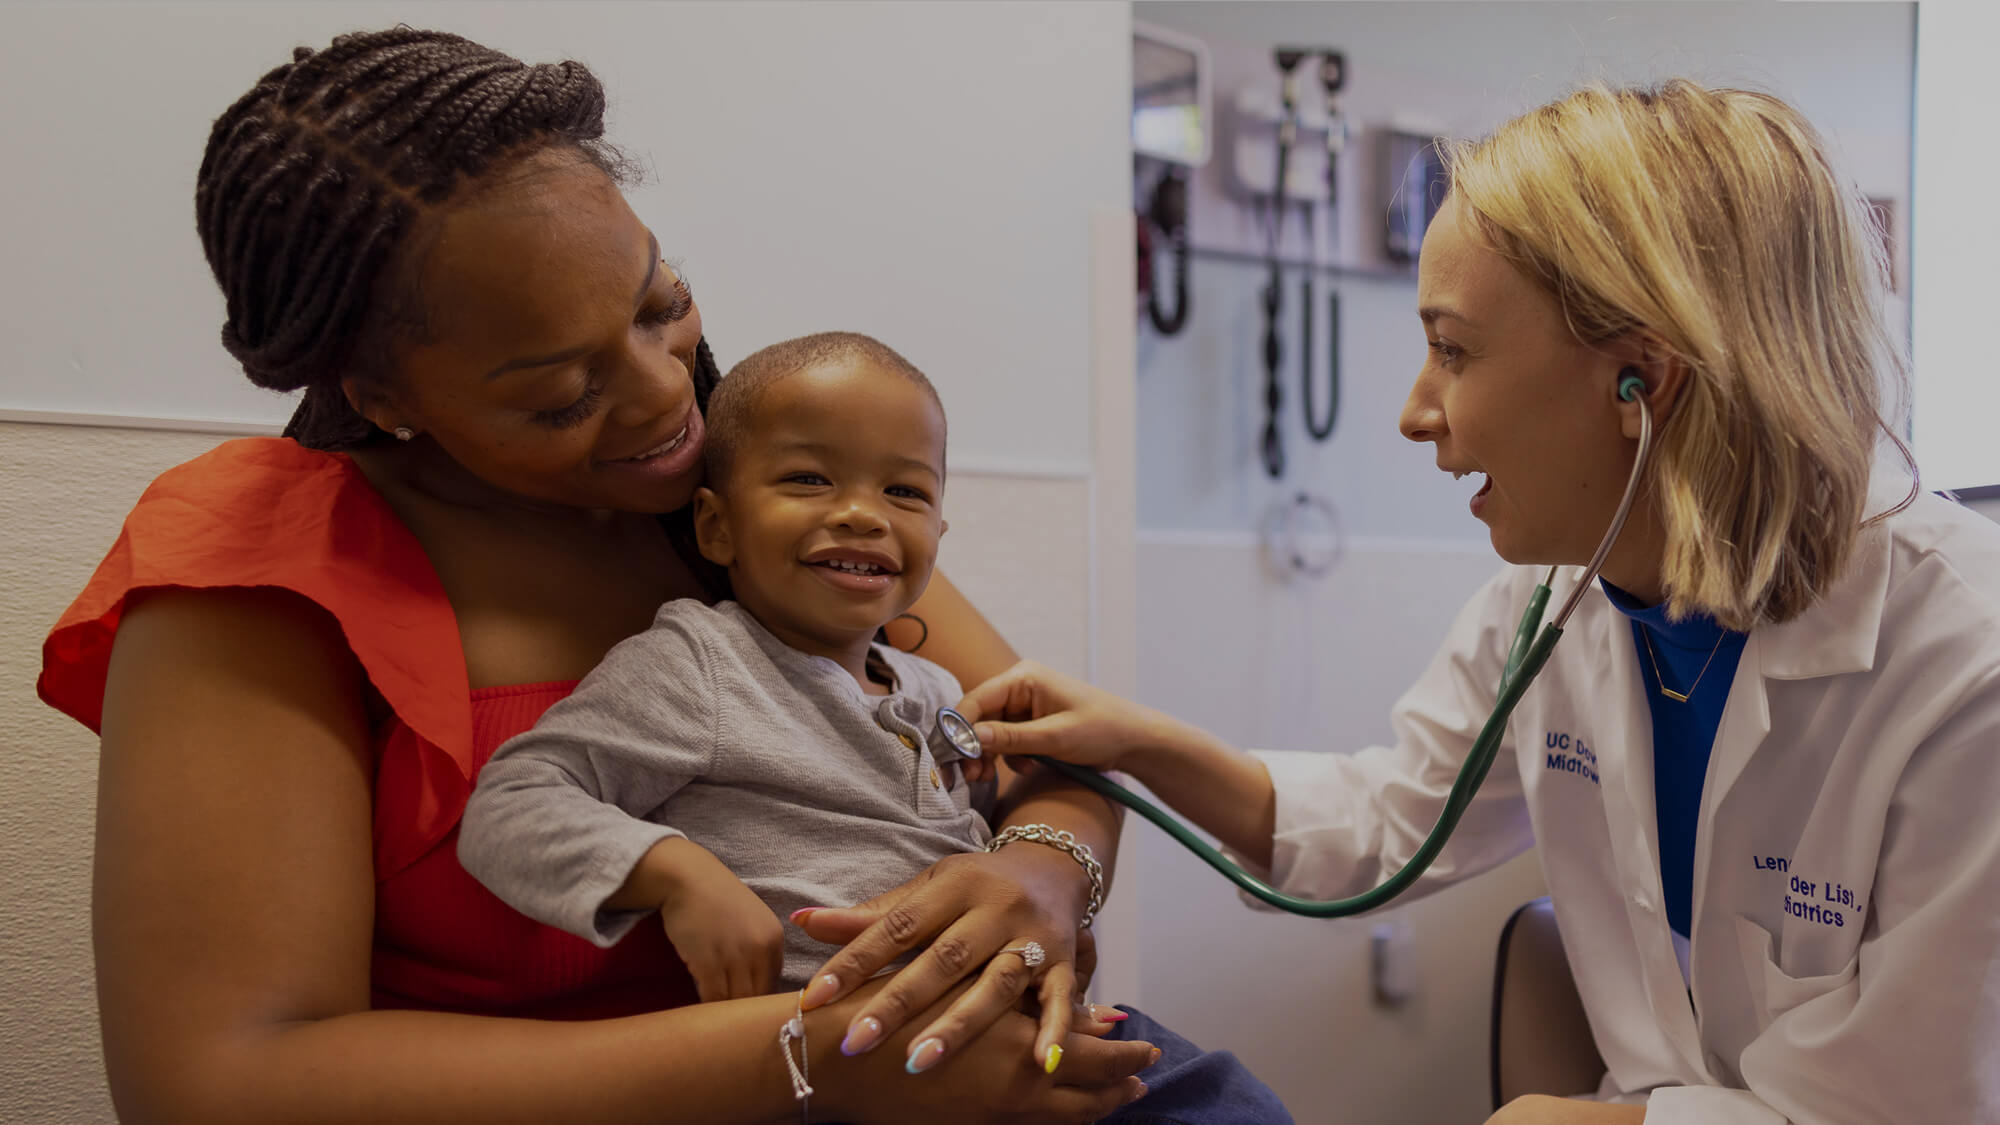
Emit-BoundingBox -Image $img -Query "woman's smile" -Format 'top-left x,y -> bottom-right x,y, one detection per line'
594,404 -> 706,484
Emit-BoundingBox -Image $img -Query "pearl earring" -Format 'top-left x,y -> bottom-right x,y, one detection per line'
394,427 -> 415,442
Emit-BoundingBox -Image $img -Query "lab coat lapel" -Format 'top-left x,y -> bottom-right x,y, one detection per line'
1701,503 -> 1890,816
1584,599 -> 1710,1074
1687,631 -> 1771,1037
1695,634 -> 1773,831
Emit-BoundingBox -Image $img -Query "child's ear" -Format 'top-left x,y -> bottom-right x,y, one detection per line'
691,487 -> 734,567
938,518 -> 948,537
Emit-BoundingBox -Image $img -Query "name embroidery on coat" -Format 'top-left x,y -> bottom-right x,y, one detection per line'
1753,855 -> 1864,927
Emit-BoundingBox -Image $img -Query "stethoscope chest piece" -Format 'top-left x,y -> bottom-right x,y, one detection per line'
930,707 -> 983,762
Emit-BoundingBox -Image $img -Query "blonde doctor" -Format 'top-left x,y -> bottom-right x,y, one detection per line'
961,81 -> 2000,1125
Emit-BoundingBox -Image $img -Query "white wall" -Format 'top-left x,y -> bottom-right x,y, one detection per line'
0,0 -> 1127,477
1911,0 -> 2000,492
1125,4 -> 1917,1122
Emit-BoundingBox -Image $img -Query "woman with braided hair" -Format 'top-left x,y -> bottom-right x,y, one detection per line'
36,28 -> 1187,1124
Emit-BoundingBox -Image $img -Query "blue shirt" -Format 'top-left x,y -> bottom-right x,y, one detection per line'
1601,582 -> 1749,938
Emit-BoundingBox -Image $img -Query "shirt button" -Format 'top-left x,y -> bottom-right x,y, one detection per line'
898,733 -> 917,749
930,768 -> 942,788
1632,892 -> 1653,912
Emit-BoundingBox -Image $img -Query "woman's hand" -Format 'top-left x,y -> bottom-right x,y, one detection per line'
793,841 -> 1107,1077
815,977 -> 1153,1125
955,659 -> 1188,772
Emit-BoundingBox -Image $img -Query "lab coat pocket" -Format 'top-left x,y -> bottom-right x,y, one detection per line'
1732,914 -> 1860,1027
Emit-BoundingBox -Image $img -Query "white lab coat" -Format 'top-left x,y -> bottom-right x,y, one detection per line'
1252,480 -> 2000,1124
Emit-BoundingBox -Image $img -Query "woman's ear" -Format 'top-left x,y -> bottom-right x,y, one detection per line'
340,375 -> 411,436
691,487 -> 734,567
1608,334 -> 1690,440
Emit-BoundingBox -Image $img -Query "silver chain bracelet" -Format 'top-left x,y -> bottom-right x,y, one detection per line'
985,823 -> 1106,929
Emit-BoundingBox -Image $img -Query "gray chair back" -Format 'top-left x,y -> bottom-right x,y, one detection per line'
1490,896 -> 1606,1108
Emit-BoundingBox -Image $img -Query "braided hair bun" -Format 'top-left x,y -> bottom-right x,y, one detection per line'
193,29 -> 705,448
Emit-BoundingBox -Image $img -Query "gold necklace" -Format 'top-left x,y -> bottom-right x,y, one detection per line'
1639,627 -> 1728,704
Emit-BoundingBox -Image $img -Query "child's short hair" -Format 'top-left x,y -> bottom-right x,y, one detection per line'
705,331 -> 945,489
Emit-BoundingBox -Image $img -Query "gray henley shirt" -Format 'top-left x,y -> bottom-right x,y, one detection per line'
458,599 -> 993,989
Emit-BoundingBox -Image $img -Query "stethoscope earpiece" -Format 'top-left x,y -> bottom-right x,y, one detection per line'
1617,368 -> 1647,403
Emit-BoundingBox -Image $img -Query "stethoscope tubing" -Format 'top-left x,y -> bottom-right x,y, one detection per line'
1026,378 -> 1656,917
1028,624 -> 1561,915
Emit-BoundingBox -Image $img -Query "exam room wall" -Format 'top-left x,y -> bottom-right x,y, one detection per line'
1133,0 -> 1917,541
1125,5 -> 1916,1123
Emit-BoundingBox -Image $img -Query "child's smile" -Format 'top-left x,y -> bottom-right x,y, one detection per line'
694,357 -> 948,681
802,546 -> 903,594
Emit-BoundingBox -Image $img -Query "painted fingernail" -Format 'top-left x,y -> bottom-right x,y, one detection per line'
1148,1047 -> 1162,1066
1043,1043 -> 1064,1074
905,1036 -> 948,1074
840,1016 -> 883,1056
788,907 -> 819,924
1127,1080 -> 1149,1103
799,973 -> 839,1010
1089,1004 -> 1129,1022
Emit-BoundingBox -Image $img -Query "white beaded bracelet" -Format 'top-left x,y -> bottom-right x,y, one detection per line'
985,823 -> 1107,929
779,994 -> 812,1123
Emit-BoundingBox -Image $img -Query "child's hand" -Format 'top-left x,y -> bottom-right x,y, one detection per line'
652,840 -> 786,1003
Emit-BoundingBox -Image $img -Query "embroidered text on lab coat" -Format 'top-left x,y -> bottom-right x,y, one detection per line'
1754,855 -> 1865,927
1544,731 -> 1600,784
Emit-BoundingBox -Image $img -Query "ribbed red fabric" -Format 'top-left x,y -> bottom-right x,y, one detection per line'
40,438 -> 697,1020
373,680 -> 696,1017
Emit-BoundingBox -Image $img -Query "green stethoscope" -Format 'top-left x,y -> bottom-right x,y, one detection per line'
933,373 -> 1656,918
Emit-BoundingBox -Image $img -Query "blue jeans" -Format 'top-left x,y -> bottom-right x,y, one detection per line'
1098,1005 -> 1293,1125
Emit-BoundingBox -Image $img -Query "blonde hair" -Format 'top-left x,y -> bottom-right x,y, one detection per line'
1444,80 -> 1912,630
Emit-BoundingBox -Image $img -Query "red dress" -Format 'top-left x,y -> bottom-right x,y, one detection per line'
39,438 -> 698,1019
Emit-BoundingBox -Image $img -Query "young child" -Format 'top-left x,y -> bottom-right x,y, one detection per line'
458,331 -> 996,1004
457,333 -> 1298,1122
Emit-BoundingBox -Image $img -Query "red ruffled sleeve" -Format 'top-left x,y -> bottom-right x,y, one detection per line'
39,437 -> 476,880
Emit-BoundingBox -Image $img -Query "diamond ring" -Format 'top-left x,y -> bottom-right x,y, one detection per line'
998,940 -> 1046,968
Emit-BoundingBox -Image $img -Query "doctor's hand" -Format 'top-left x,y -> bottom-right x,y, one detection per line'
962,661 -> 1280,870
955,659 -> 1189,773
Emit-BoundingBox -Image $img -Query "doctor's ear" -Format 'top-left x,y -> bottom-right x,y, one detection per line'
1608,337 -> 1690,440
691,487 -> 735,567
